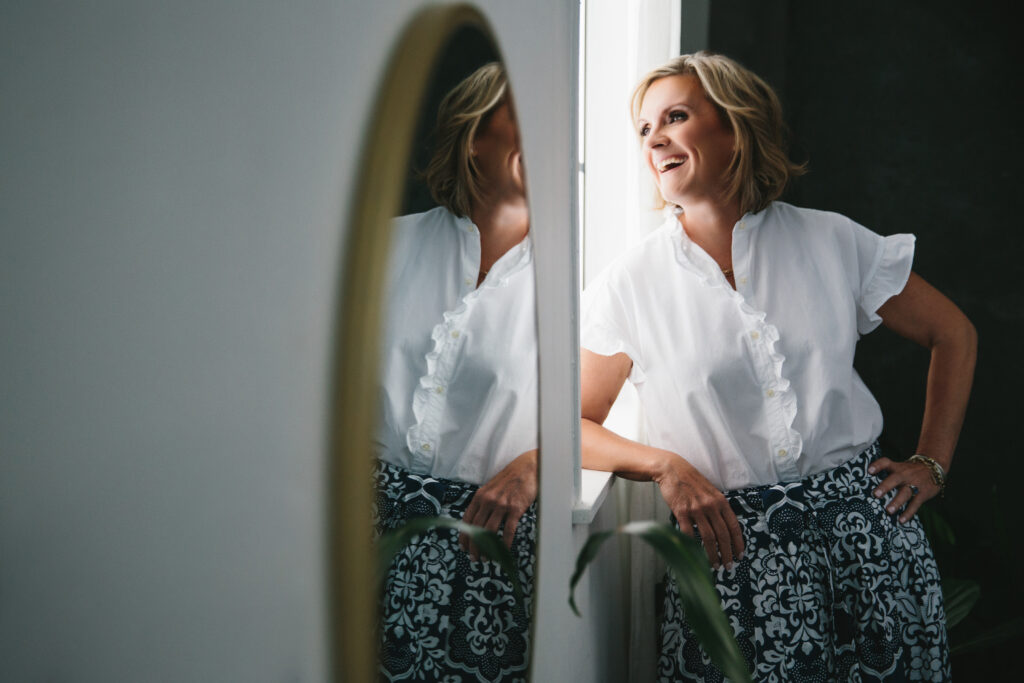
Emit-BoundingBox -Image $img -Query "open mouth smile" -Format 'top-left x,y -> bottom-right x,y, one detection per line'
657,155 -> 687,173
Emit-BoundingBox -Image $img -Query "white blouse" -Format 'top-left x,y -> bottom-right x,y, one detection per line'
581,201 -> 914,491
374,206 -> 538,486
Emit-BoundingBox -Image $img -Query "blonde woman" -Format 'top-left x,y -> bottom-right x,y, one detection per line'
374,63 -> 537,682
580,52 -> 975,681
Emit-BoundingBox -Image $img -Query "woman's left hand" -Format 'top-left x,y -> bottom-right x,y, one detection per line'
868,457 -> 940,523
460,449 -> 538,560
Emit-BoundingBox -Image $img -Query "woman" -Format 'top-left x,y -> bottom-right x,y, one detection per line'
580,52 -> 975,681
374,62 -> 538,682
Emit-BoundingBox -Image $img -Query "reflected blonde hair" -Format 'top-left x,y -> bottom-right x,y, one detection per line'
424,62 -> 508,217
631,51 -> 805,215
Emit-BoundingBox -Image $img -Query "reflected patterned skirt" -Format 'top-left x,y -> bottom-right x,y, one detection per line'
659,443 -> 951,682
374,460 -> 536,683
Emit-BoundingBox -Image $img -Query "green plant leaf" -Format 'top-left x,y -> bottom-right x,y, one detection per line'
568,528 -> 615,616
377,516 -> 522,604
942,577 -> 980,631
950,616 -> 1024,655
569,520 -> 751,683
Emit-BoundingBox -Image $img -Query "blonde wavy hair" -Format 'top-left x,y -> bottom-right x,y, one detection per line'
424,62 -> 508,217
631,51 -> 805,215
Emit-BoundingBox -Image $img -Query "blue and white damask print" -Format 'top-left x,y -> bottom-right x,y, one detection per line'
659,443 -> 950,682
374,461 -> 536,683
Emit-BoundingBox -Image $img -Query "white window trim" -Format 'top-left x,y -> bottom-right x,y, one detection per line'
572,0 -> 708,522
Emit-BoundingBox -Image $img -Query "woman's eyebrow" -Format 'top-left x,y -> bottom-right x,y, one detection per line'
642,101 -> 693,121
662,100 -> 693,111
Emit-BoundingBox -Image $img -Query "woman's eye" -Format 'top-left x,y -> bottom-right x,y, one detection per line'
639,124 -> 650,137
669,110 -> 687,122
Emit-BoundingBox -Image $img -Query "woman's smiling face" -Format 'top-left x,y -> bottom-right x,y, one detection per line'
637,74 -> 735,207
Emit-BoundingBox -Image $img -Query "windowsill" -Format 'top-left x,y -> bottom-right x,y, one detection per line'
572,469 -> 616,524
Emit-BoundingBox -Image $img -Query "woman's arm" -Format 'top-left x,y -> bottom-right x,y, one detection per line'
868,272 -> 978,521
581,350 -> 744,568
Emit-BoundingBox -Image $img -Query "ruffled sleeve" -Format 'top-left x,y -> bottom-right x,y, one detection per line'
580,268 -> 646,384
849,219 -> 915,334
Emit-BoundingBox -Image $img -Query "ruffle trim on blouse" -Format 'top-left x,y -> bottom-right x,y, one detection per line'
668,216 -> 803,458
858,233 -> 915,335
405,236 -> 534,458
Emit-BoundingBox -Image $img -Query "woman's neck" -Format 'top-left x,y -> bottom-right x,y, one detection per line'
470,194 -> 530,274
677,198 -> 742,267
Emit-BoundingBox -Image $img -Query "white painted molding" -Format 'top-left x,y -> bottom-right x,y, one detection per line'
572,469 -> 616,525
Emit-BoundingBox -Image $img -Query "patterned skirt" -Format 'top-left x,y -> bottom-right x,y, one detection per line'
659,443 -> 950,682
374,460 -> 537,683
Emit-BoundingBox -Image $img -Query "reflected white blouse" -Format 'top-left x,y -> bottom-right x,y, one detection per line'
374,206 -> 538,486
581,201 -> 914,491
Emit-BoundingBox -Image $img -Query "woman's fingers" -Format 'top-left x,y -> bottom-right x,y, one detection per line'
870,460 -> 906,498
463,493 -> 526,559
675,512 -> 696,538
459,449 -> 537,559
706,512 -> 734,568
866,457 -> 893,477
885,484 -> 915,516
898,489 -> 927,524
502,509 -> 522,549
869,459 -> 937,523
692,514 -> 720,568
723,507 -> 745,563
869,462 -> 898,499
470,506 -> 505,561
658,461 -> 743,569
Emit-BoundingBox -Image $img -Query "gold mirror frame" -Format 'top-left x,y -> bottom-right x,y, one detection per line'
328,5 -> 503,682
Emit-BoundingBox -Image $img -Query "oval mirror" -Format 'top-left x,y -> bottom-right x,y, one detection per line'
330,6 -> 539,682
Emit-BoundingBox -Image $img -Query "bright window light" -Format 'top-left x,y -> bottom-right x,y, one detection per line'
579,0 -> 687,442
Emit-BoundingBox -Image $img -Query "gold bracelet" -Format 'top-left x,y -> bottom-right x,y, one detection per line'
907,454 -> 946,496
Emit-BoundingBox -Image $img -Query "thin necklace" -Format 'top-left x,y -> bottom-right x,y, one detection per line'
721,266 -> 733,278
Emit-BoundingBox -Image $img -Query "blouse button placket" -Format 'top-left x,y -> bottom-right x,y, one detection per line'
420,291 -> 473,463
731,227 -> 802,477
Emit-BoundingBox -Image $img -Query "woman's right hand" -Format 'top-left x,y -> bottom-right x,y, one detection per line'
653,453 -> 744,570
580,350 -> 744,569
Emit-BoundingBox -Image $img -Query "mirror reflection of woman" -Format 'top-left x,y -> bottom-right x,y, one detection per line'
580,52 -> 975,681
373,62 -> 537,682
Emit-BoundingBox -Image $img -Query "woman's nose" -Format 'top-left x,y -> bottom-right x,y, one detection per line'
645,126 -> 667,148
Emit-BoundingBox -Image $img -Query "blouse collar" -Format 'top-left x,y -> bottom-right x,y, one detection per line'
666,203 -> 771,285
452,212 -> 533,289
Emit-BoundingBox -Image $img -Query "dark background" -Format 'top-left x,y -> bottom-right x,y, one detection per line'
707,0 -> 1024,674
400,26 -> 499,215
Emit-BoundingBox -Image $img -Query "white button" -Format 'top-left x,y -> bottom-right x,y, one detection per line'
451,330 -> 460,339
750,331 -> 760,340
777,449 -> 787,457
422,443 -> 431,451
435,386 -> 444,395
738,221 -> 746,230
766,389 -> 775,398
738,276 -> 748,285
464,277 -> 473,285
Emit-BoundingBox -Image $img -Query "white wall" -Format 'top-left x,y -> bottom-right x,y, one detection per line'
0,1 -> 592,680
